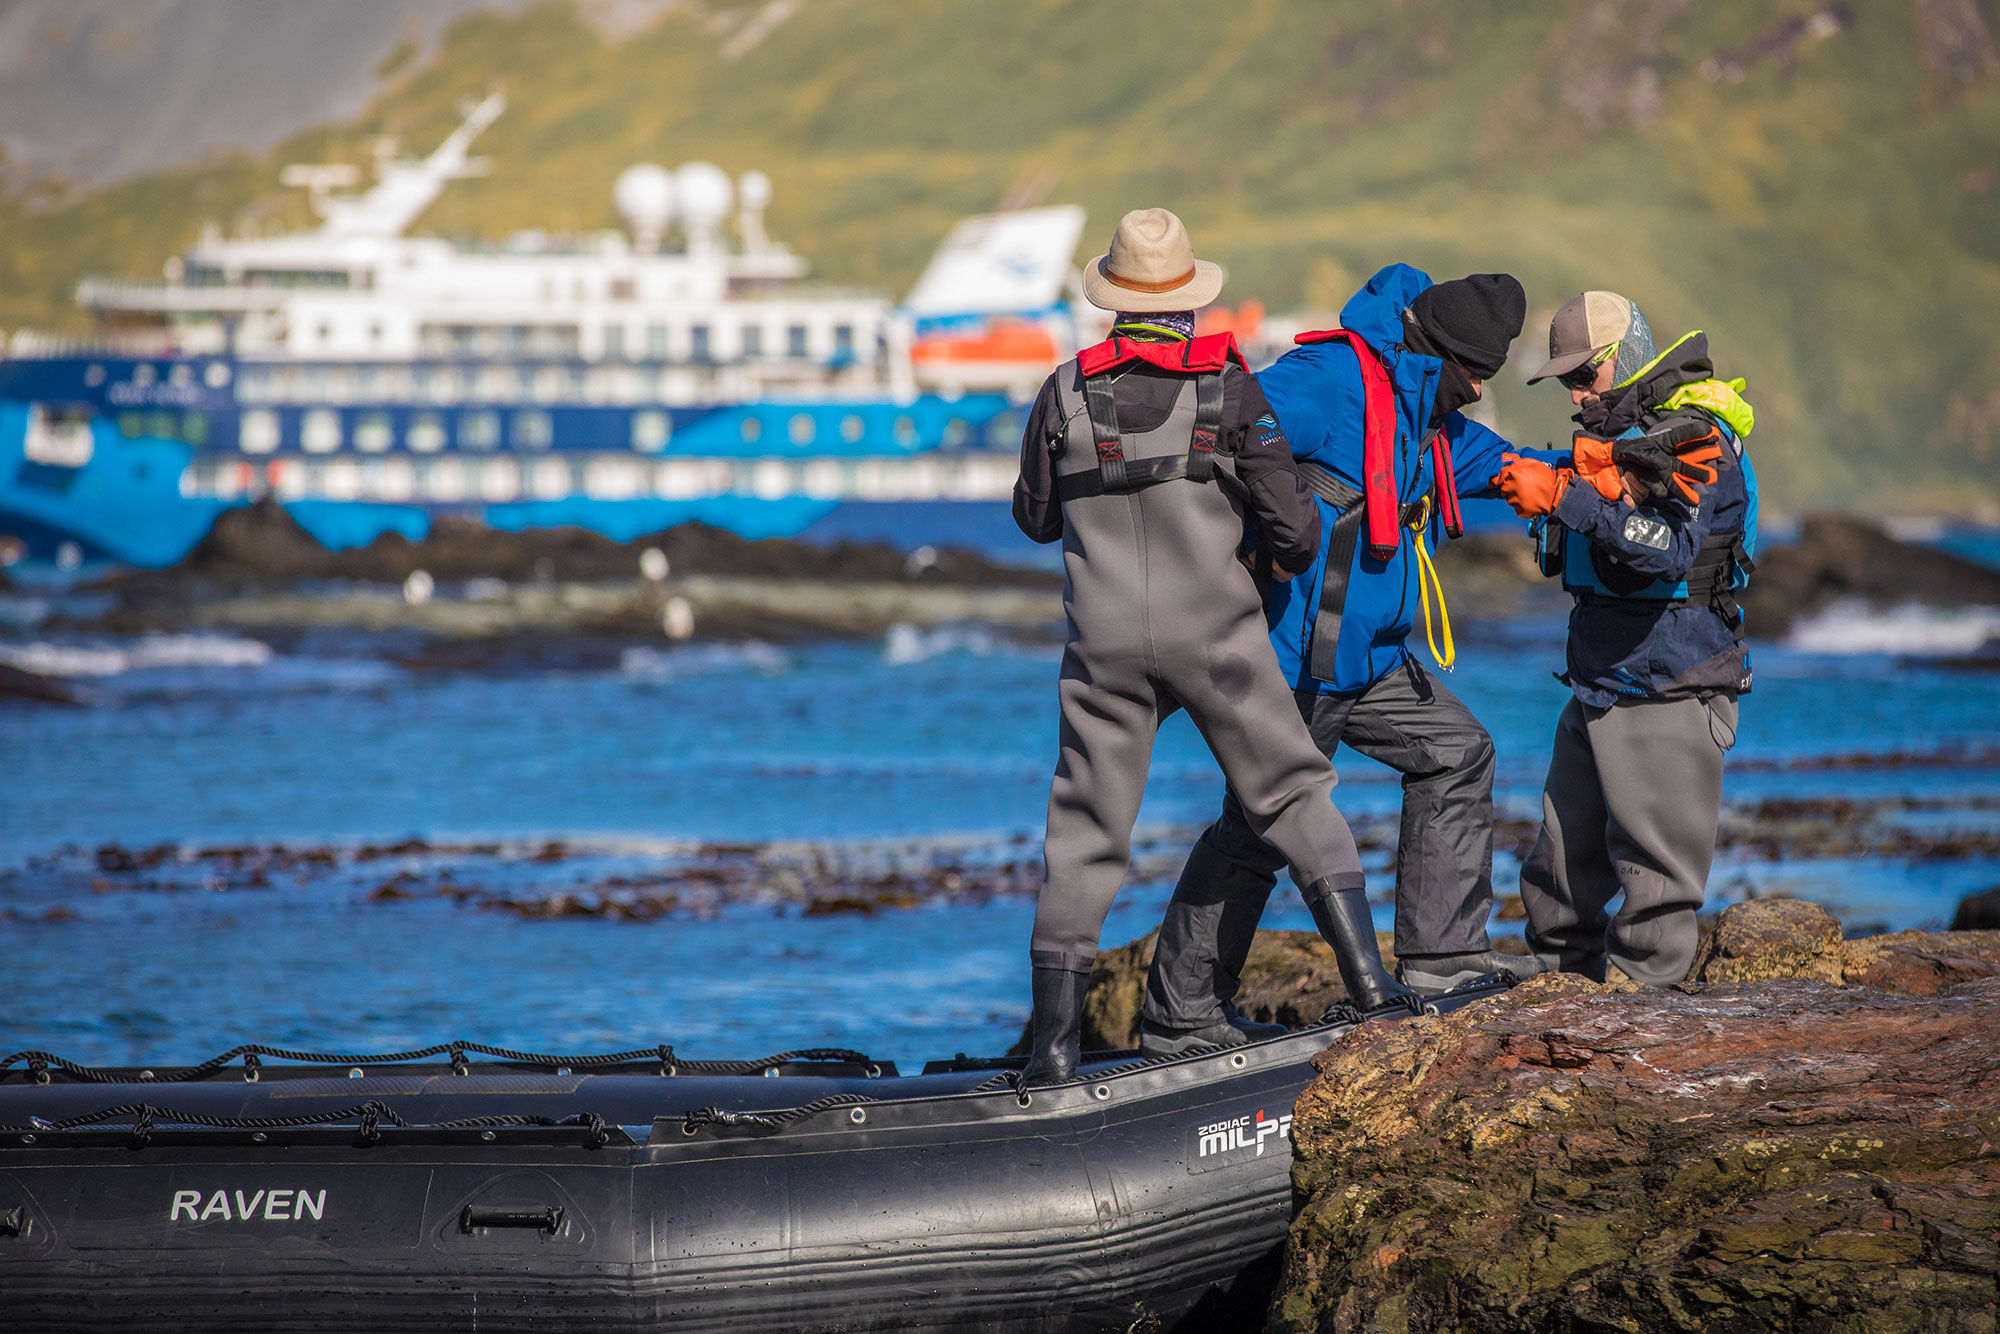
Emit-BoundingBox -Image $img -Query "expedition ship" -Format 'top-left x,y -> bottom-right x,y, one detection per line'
0,94 -> 1091,569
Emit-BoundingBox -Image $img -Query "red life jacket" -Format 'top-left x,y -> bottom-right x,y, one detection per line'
1076,331 -> 1243,378
1059,333 -> 1245,503
1292,328 -> 1463,557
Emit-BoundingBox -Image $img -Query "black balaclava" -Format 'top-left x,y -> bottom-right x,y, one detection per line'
1404,273 -> 1526,431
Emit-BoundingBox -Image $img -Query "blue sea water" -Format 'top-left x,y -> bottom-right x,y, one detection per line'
2,597 -> 1996,1073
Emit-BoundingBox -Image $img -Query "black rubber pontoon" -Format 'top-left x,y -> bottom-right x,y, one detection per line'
0,984 -> 1503,1332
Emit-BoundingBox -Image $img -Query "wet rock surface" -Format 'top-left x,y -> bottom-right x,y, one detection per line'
1272,901 -> 2000,1333
1274,970 -> 2000,1333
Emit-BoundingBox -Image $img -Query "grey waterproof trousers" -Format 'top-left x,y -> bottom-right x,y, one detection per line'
1029,369 -> 1368,976
1520,693 -> 1737,985
1140,661 -> 1497,1030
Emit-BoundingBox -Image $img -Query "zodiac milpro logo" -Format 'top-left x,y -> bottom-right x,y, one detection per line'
168,1187 -> 327,1222
1188,1107 -> 1292,1173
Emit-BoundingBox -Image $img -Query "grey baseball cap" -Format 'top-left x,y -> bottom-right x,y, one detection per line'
1528,290 -> 1646,383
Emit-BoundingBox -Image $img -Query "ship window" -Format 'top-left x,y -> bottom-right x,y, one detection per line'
740,416 -> 763,443
690,325 -> 711,363
461,411 -> 501,451
942,418 -> 970,449
787,325 -> 808,358
240,409 -> 280,455
181,412 -> 211,447
148,411 -> 177,440
986,411 -> 1023,447
316,322 -> 332,345
833,325 -> 854,355
169,364 -> 194,388
512,410 -> 553,451
355,413 -> 393,453
302,408 -> 342,454
789,413 -> 816,446
604,324 -> 625,360
893,415 -> 918,447
368,322 -> 383,344
840,414 -> 865,443
532,367 -> 564,403
475,366 -> 518,401
407,414 -> 447,454
741,324 -> 763,358
119,412 -> 145,439
531,457 -> 570,499
646,324 -> 668,358
609,277 -> 636,301
132,364 -> 157,387
631,410 -> 670,454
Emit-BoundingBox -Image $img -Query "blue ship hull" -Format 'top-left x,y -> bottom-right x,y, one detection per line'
0,354 -> 1026,568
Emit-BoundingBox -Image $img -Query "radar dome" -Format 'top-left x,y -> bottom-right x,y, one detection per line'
675,162 -> 734,238
614,164 -> 676,251
738,170 -> 772,211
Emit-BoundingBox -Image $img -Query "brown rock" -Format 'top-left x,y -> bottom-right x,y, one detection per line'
1273,973 -> 2000,1333
1841,929 -> 2000,995
1952,886 -> 2000,931
1735,514 -> 2000,638
1688,897 -> 1846,984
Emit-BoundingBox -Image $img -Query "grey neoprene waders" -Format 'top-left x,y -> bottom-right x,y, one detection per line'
1013,342 -> 1411,1086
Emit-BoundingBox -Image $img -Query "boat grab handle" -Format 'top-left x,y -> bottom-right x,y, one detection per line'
460,1204 -> 563,1235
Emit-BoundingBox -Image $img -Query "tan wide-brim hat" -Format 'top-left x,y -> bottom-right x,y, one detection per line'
1080,207 -> 1225,313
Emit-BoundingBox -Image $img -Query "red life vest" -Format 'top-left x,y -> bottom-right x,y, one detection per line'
1076,331 -> 1243,378
1292,328 -> 1463,558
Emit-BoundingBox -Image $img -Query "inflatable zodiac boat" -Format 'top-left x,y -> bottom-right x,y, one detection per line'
0,983 -> 1502,1333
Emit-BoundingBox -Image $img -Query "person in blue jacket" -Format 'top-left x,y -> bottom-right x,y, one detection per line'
1139,264 -> 1547,1055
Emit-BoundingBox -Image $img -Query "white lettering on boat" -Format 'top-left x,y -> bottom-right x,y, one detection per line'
168,1187 -> 327,1222
1195,1108 -> 1292,1161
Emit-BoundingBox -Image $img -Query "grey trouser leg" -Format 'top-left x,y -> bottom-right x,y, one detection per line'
1033,627 -> 1366,976
1317,665 -> 1496,958
1521,695 -> 1735,985
1144,662 -> 1497,1029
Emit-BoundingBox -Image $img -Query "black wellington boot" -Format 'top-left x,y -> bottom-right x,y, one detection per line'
1020,966 -> 1090,1088
1303,880 -> 1418,1013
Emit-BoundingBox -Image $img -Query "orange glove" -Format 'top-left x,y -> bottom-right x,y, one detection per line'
1492,453 -> 1571,518
1570,434 -> 1627,502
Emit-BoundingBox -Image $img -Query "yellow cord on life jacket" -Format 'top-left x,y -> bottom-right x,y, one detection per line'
1409,496 -> 1455,671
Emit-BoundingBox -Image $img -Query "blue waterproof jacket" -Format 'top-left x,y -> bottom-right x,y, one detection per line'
1258,264 -> 1529,694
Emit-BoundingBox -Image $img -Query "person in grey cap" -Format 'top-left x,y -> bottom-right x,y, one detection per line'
1012,208 -> 1413,1086
1494,290 -> 1758,985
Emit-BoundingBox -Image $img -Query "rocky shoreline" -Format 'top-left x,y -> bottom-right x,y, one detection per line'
4,508 -> 1996,703
1045,900 -> 2000,1331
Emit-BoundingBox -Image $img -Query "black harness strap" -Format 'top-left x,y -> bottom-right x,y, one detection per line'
1296,460 -> 1425,683
1082,372 -> 1129,494
1059,368 -> 1234,503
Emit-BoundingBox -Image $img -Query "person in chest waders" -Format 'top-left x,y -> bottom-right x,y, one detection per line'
1493,291 -> 1758,985
1137,265 -> 1552,1058
1012,209 -> 1413,1087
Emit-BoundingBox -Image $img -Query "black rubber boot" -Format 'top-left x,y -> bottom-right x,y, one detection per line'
1303,880 -> 1418,1013
1397,949 -> 1548,995
1020,966 -> 1090,1088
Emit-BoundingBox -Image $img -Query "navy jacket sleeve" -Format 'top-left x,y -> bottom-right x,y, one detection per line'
1552,481 -> 1713,582
1011,376 -> 1063,544
1229,369 -> 1322,573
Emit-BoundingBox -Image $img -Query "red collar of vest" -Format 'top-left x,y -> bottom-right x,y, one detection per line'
1077,332 -> 1242,378
1294,327 -> 1360,347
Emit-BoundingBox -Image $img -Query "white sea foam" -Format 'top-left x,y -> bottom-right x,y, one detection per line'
0,633 -> 275,678
619,642 -> 791,682
883,622 -> 997,665
1786,599 -> 2000,657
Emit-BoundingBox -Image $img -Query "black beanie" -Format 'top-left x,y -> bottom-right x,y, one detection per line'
1407,274 -> 1526,380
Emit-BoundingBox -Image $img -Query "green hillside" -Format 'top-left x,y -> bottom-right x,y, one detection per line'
4,0 -> 1998,514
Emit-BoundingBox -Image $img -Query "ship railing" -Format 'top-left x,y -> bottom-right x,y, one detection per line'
2,329 -> 186,361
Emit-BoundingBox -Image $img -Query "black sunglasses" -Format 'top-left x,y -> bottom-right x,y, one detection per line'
1557,348 -> 1614,391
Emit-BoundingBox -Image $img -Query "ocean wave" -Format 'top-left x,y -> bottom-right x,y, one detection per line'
0,633 -> 275,678
883,622 -> 998,665
1786,600 -> 2000,657
619,642 -> 792,682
